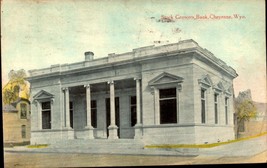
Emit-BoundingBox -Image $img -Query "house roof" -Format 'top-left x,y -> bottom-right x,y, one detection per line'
11,97 -> 30,107
3,104 -> 18,112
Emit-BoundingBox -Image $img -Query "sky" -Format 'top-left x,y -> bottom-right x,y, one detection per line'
2,0 -> 266,103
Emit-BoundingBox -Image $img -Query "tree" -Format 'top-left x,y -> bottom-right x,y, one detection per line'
234,98 -> 257,138
2,69 -> 30,105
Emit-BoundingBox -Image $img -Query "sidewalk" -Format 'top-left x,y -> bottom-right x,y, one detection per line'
198,134 -> 267,157
4,134 -> 267,157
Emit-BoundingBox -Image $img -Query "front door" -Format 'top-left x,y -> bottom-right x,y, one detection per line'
106,97 -> 120,138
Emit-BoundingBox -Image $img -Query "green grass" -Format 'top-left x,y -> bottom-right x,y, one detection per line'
27,144 -> 49,148
145,132 -> 267,149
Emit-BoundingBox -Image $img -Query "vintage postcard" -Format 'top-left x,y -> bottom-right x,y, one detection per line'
2,0 -> 266,167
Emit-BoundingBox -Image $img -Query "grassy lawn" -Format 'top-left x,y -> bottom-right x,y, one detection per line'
27,144 -> 49,148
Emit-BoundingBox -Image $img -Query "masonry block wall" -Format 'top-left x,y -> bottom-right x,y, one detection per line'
28,39 -> 238,145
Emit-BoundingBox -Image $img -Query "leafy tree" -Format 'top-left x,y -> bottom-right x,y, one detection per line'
234,99 -> 257,138
2,69 -> 29,105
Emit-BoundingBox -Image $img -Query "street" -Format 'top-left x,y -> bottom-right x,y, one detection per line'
4,150 -> 267,167
4,134 -> 267,167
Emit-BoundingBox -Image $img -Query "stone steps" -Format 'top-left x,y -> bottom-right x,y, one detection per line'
50,139 -> 144,150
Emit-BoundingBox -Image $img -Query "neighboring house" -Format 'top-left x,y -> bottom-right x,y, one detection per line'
238,102 -> 267,138
3,98 -> 31,146
234,90 -> 267,138
28,39 -> 238,146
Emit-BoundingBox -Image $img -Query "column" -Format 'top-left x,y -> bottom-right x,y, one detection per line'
110,81 -> 116,126
135,78 -> 141,125
62,87 -> 74,139
108,80 -> 118,139
62,87 -> 71,128
134,78 -> 143,139
65,87 -> 71,128
84,84 -> 94,139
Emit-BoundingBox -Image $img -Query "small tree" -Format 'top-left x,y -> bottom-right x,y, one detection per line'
2,69 -> 29,105
235,99 -> 257,138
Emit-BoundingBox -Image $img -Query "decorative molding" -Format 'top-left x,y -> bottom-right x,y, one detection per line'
177,83 -> 183,91
224,87 -> 232,96
148,72 -> 184,87
198,74 -> 213,89
84,84 -> 90,88
107,80 -> 114,85
33,90 -> 54,101
150,86 -> 155,95
142,123 -> 233,128
213,81 -> 224,94
32,99 -> 38,105
134,77 -> 141,81
61,87 -> 69,91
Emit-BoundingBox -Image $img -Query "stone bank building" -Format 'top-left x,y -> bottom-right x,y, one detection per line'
28,39 -> 238,145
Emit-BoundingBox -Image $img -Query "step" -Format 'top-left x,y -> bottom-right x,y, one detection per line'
51,139 -> 144,149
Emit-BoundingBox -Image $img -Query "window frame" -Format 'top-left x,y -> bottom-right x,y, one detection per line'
21,125 -> 26,138
70,102 -> 74,128
159,88 -> 177,124
129,96 -> 137,127
41,101 -> 52,129
225,97 -> 229,125
91,100 -> 97,128
214,93 -> 219,124
148,73 -> 183,125
20,103 -> 27,119
201,88 -> 206,124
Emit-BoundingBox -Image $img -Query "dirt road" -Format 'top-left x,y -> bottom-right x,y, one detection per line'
4,150 -> 267,167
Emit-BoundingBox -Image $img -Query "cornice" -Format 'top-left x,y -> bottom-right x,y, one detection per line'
28,39 -> 238,81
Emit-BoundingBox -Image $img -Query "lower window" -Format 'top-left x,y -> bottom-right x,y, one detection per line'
91,100 -> 97,128
159,88 -> 177,124
21,125 -> 26,138
130,96 -> 137,127
42,101 -> 51,129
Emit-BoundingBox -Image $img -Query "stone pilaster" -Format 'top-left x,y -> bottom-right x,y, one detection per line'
134,78 -> 143,139
84,84 -> 94,139
108,80 -> 118,139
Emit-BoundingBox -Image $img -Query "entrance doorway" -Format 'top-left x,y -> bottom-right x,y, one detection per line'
106,97 -> 120,138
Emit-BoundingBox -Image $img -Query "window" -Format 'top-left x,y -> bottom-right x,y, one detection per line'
239,119 -> 245,132
159,88 -> 177,124
225,97 -> 228,125
214,94 -> 218,124
130,96 -> 137,127
91,100 -> 97,128
70,102 -> 73,128
201,89 -> 206,123
20,103 -> 27,119
21,125 -> 26,138
42,101 -> 51,129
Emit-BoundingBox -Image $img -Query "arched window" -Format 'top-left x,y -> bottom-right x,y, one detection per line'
20,103 -> 27,119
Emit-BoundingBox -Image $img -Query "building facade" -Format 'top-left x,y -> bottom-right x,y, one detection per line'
28,39 -> 238,145
3,98 -> 31,145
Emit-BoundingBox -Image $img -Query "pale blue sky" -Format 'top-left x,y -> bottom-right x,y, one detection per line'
2,0 -> 266,102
